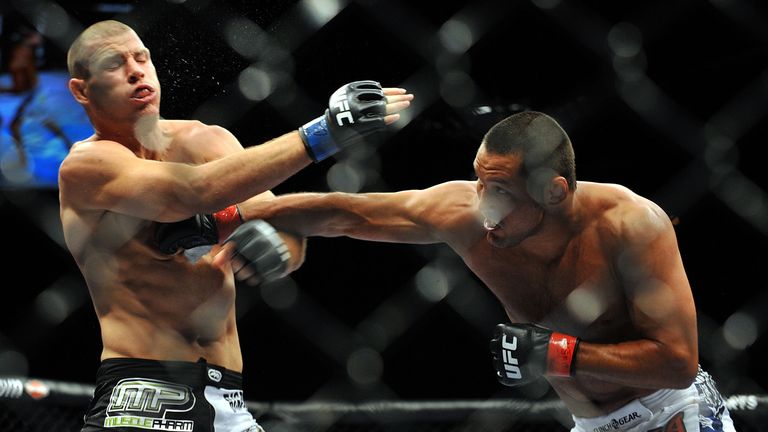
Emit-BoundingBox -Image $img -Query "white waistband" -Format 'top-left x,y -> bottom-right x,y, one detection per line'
572,383 -> 698,432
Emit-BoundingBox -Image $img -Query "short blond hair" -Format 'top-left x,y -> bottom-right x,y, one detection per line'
67,20 -> 135,79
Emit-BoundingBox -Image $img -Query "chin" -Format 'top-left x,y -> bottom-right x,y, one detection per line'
486,231 -> 522,248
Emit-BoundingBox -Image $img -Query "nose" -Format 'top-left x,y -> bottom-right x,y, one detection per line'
126,58 -> 145,84
479,195 -> 512,228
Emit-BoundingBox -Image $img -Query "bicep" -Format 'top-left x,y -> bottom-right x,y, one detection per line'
618,209 -> 697,348
59,143 -> 196,221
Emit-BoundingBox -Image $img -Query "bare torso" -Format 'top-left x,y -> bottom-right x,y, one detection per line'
59,119 -> 243,370
438,181 -> 658,416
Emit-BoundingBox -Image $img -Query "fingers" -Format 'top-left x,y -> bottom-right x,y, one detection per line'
385,100 -> 411,117
382,87 -> 407,95
382,88 -> 413,124
385,92 -> 414,104
211,243 -> 235,269
231,256 -> 264,286
384,113 -> 400,125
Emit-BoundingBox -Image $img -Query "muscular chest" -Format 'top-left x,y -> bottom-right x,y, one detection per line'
462,237 -> 628,339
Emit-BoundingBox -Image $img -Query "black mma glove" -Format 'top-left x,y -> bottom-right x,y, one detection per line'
298,80 -> 387,162
490,323 -> 580,387
155,205 -> 243,255
224,220 -> 291,284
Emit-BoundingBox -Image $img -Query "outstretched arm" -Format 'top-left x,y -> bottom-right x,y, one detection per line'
240,191 -> 440,244
239,181 -> 477,245
59,84 -> 412,222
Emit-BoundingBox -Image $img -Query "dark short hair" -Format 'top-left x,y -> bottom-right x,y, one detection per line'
482,111 -> 576,191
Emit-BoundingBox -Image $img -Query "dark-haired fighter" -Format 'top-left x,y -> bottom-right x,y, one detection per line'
59,20 -> 412,431
244,111 -> 735,432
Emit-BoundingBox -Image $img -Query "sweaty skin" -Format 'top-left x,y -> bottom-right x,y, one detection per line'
242,146 -> 698,417
60,120 -> 299,371
60,27 -> 412,372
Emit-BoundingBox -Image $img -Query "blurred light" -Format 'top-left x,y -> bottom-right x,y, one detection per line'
327,161 -> 364,193
704,133 -> 736,176
607,22 -> 643,58
723,312 -> 758,350
565,286 -> 604,325
612,52 -> 647,82
35,2 -> 71,39
619,79 -> 657,113
0,350 -> 29,376
346,348 -> 383,385
238,66 -> 273,101
266,73 -> 297,107
261,278 -> 298,310
225,17 -> 262,60
357,321 -> 389,349
415,265 -> 450,302
439,19 -> 474,54
472,106 -> 492,115
35,288 -> 71,325
0,151 -> 33,185
300,0 -> 343,28
632,279 -> 675,321
712,174 -> 768,234
440,71 -> 475,107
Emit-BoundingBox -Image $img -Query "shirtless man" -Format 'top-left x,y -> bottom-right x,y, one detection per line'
240,111 -> 736,431
58,20 -> 412,431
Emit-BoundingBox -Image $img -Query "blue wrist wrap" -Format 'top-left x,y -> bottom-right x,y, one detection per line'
299,114 -> 338,163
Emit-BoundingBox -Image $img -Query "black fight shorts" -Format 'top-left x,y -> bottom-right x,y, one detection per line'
81,358 -> 262,432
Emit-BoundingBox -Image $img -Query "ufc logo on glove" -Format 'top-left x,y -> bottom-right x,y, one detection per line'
330,90 -> 353,126
501,334 -> 523,379
491,323 -> 580,386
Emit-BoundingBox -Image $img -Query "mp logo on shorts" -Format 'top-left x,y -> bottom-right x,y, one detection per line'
104,378 -> 196,431
501,334 -> 522,380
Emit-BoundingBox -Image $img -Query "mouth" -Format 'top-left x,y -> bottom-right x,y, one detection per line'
483,218 -> 501,232
130,84 -> 156,103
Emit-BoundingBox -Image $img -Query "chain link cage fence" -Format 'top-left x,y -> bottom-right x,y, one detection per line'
1,377 -> 767,431
1,0 -> 767,430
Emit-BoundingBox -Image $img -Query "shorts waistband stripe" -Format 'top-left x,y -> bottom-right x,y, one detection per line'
97,358 -> 243,389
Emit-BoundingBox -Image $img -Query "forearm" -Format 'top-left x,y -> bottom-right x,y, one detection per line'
574,339 -> 697,389
184,132 -> 312,214
239,192 -> 367,238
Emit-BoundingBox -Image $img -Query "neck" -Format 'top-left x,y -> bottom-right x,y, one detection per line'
520,192 -> 581,261
93,114 -> 169,157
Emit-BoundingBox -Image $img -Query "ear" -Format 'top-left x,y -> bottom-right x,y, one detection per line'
545,176 -> 568,205
68,78 -> 88,104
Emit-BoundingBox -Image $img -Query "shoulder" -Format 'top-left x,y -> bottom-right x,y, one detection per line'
165,119 -> 242,160
414,180 -> 481,232
417,180 -> 478,210
583,182 -> 673,245
165,119 -> 231,139
60,138 -> 134,170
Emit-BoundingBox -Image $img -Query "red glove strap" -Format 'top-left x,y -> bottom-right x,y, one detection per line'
546,332 -> 579,377
213,205 -> 243,241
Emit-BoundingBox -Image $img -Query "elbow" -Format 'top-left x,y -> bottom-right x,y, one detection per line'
665,347 -> 698,388
168,171 -> 221,219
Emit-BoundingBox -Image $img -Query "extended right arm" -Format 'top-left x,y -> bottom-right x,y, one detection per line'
239,181 -> 475,245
